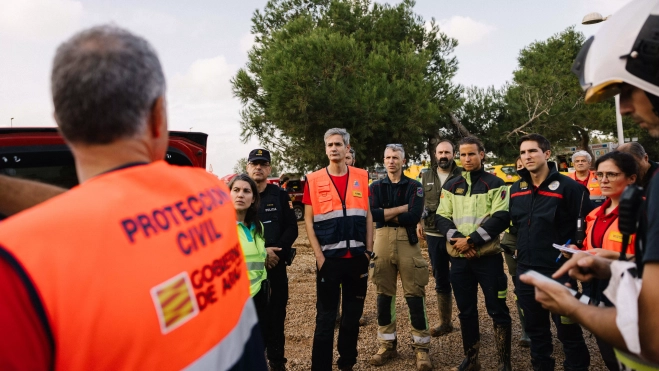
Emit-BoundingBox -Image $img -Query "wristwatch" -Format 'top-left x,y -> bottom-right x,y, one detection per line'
466,237 -> 475,248
365,250 -> 376,259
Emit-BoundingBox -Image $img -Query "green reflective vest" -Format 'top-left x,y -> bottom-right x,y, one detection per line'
237,222 -> 267,297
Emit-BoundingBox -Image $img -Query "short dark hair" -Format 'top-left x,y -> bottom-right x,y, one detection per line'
51,25 -> 166,144
435,139 -> 455,153
228,174 -> 263,237
458,136 -> 485,153
594,151 -> 639,181
518,134 -> 551,153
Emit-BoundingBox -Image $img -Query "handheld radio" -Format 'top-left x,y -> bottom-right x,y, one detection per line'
618,185 -> 644,261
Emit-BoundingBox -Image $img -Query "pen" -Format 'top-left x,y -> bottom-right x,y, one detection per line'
556,239 -> 571,262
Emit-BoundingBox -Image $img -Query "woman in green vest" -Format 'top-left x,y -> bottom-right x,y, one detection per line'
229,174 -> 269,334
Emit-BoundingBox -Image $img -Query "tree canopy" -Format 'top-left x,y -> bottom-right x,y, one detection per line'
232,0 -> 461,171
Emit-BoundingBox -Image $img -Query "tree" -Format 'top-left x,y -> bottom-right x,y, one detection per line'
232,0 -> 461,171
232,157 -> 248,174
501,27 -> 617,158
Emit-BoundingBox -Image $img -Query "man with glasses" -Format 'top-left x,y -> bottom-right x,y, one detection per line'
246,148 -> 299,371
368,143 -> 432,371
303,128 -> 373,371
435,136 -> 512,371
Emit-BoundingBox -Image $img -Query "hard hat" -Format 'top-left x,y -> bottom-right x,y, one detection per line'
572,0 -> 659,104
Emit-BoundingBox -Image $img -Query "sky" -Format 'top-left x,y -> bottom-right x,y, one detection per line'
0,0 -> 632,175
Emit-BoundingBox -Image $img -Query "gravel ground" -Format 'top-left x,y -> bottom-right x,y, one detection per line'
282,222 -> 605,370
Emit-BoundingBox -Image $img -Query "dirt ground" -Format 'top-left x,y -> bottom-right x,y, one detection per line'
282,222 -> 605,370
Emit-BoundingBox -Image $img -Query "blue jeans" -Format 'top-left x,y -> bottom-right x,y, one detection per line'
450,253 -> 511,348
517,264 -> 590,371
426,234 -> 452,294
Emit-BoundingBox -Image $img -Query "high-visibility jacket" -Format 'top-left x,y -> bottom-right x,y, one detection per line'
0,161 -> 262,371
436,167 -> 510,257
584,203 -> 635,254
306,166 -> 369,258
237,221 -> 267,296
567,170 -> 602,196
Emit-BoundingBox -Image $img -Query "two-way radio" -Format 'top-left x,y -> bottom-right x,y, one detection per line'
618,184 -> 644,261
574,191 -> 587,247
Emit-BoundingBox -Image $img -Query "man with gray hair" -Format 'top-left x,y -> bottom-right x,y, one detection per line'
616,142 -> 659,192
368,143 -> 432,370
303,128 -> 373,371
566,150 -> 602,198
0,26 -> 265,370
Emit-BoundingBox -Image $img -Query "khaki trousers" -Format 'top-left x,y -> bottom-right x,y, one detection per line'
370,226 -> 430,350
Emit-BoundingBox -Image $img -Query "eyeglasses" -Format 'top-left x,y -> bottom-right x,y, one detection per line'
595,172 -> 621,181
248,161 -> 270,167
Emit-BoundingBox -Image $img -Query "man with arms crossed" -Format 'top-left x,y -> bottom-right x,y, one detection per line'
369,143 -> 431,370
303,128 -> 373,371
246,148 -> 299,371
417,139 -> 462,337
436,136 -> 512,371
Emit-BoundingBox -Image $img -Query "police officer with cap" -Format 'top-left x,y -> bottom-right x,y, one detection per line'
521,1 -> 659,368
246,148 -> 299,371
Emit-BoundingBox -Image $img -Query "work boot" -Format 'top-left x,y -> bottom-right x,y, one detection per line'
430,293 -> 453,337
369,343 -> 398,366
450,341 -> 481,371
494,324 -> 512,371
415,349 -> 433,371
516,301 -> 531,347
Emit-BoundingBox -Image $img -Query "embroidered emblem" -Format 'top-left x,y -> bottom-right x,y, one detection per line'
151,272 -> 199,334
354,180 -> 360,187
456,188 -> 465,195
520,181 -> 528,189
417,187 -> 424,197
548,181 -> 560,191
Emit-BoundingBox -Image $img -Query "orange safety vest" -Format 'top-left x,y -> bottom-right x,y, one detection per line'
583,204 -> 635,254
0,161 -> 259,370
567,170 -> 602,196
306,166 -> 369,258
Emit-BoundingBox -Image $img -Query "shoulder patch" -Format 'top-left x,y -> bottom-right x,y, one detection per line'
548,180 -> 560,191
417,187 -> 423,197
456,188 -> 465,195
520,181 -> 528,189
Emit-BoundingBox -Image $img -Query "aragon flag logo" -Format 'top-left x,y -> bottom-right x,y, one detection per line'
150,272 -> 200,334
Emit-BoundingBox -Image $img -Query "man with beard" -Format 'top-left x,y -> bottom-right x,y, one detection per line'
521,0 -> 659,368
417,139 -> 462,337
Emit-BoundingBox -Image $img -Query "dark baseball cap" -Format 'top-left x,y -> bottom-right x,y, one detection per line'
248,148 -> 271,163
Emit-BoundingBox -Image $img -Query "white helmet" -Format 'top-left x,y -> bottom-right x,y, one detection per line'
572,0 -> 659,106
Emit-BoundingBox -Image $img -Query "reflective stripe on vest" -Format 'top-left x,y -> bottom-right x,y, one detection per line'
237,222 -> 267,296
0,161 -> 255,370
584,205 -> 636,254
306,166 -> 370,257
183,299 -> 259,370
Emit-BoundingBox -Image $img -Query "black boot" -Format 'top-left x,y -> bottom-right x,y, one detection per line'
494,324 -> 512,371
516,299 -> 531,347
532,357 -> 555,371
450,341 -> 481,371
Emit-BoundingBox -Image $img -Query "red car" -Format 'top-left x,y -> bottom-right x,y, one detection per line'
0,128 -> 207,189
